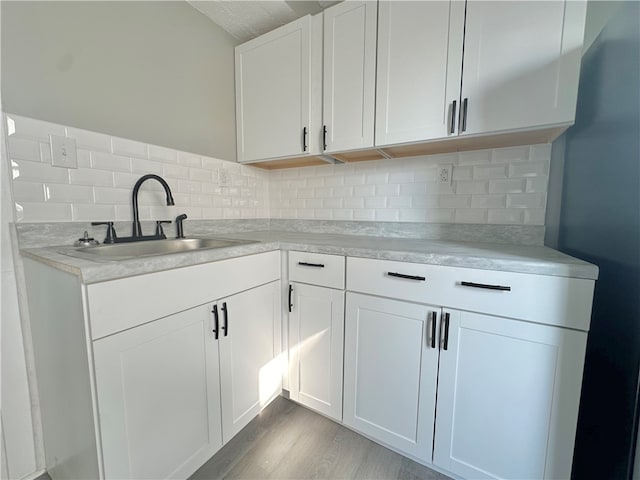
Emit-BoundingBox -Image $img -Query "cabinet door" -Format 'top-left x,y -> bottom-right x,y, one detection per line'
375,1 -> 464,146
235,16 -> 317,162
93,304 -> 222,480
289,283 -> 345,421
344,293 -> 440,462
323,1 -> 377,152
460,1 -> 586,135
219,281 -> 281,443
434,310 -> 587,479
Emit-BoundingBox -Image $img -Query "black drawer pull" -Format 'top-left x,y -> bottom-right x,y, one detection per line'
288,284 -> 293,313
298,262 -> 325,268
387,272 -> 426,281
211,304 -> 219,340
460,281 -> 511,291
430,311 -> 437,349
221,302 -> 228,336
442,312 -> 450,351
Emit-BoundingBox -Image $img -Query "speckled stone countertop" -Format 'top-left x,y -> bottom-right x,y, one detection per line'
21,230 -> 599,284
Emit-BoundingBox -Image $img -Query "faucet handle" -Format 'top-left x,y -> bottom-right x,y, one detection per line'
155,220 -> 171,239
92,221 -> 117,244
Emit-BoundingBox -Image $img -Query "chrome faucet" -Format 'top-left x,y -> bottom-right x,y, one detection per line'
131,174 -> 175,237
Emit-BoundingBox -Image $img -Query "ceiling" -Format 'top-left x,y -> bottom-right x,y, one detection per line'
188,1 -> 339,43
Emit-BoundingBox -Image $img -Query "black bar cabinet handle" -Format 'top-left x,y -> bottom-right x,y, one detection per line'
449,100 -> 457,134
430,311 -> 437,349
221,302 -> 228,336
323,125 -> 328,150
387,272 -> 426,282
302,127 -> 308,152
461,98 -> 468,132
460,281 -> 511,292
288,284 -> 293,313
443,312 -> 450,351
211,304 -> 219,340
298,262 -> 325,268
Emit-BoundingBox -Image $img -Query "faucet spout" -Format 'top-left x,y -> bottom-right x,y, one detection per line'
131,174 -> 175,238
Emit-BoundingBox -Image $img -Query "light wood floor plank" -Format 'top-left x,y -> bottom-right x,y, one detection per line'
190,397 -> 452,480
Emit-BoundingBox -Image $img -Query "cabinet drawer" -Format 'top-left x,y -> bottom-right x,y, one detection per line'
87,251 -> 281,339
347,257 -> 594,330
289,251 -> 345,289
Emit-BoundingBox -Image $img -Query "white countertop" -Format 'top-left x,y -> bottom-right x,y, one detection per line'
21,230 -> 599,284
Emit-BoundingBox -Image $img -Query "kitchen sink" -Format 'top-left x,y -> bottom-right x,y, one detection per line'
59,237 -> 257,262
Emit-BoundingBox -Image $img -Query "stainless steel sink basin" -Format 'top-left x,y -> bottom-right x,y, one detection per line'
59,237 -> 257,262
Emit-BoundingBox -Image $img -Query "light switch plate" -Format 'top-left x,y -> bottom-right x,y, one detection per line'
50,135 -> 77,168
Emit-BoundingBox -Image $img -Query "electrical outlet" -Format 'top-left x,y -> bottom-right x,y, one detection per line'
438,165 -> 453,185
50,135 -> 77,168
218,168 -> 229,187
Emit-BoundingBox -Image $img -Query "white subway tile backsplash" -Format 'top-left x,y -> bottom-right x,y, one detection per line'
473,165 -> 508,180
525,177 -> 549,193
148,145 -> 178,164
471,194 -> 507,209
492,146 -> 529,163
455,180 -> 489,195
45,184 -> 94,203
69,168 -> 114,187
388,196 -> 411,209
507,193 -> 546,209
111,137 -> 148,158
489,178 -> 525,194
91,151 -> 131,172
7,115 -> 66,141
439,195 -> 471,209
524,209 -> 546,225
354,185 -> 376,197
6,115 -> 550,226
488,209 -> 524,224
16,202 -> 73,222
131,157 -> 164,175
375,209 -> 399,221
12,159 -> 69,184
509,161 -> 549,178
72,204 -> 116,222
455,209 -> 488,224
8,137 -> 41,162
66,127 -> 111,152
12,182 -> 45,202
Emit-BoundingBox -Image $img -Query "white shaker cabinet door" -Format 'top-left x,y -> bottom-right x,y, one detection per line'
375,1 -> 465,146
343,293 -> 440,463
219,281 -> 281,443
460,0 -> 587,135
93,304 -> 222,480
434,310 -> 587,480
235,16 -> 315,162
323,0 -> 377,152
289,283 -> 345,421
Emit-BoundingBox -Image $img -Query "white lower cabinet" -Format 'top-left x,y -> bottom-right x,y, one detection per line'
219,281 -> 282,442
93,305 -> 223,480
94,280 -> 282,479
433,309 -> 587,480
344,256 -> 594,479
288,282 -> 344,421
343,293 -> 440,463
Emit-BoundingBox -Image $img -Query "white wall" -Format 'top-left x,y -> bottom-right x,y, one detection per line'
1,1 -> 238,161
1,113 -> 39,478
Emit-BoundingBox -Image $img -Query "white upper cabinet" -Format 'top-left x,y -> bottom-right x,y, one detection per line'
235,16 -> 321,163
460,1 -> 587,136
375,1 -> 464,146
323,1 -> 377,152
375,0 -> 586,146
